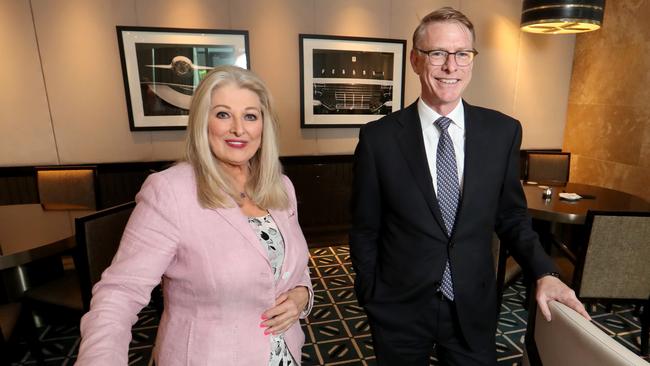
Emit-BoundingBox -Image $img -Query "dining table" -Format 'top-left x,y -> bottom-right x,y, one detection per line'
521,181 -> 649,255
523,182 -> 649,225
0,204 -> 93,301
495,182 -> 649,310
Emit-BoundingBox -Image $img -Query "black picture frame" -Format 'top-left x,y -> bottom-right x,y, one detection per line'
299,34 -> 406,128
116,26 -> 250,131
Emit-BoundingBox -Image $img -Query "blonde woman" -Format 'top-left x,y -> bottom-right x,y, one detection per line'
77,66 -> 313,365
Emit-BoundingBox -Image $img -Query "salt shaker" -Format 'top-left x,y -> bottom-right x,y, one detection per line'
542,187 -> 553,199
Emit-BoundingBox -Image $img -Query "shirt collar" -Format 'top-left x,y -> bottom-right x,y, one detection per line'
418,98 -> 465,131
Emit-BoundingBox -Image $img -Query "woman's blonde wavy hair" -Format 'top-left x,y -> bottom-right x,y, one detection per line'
184,65 -> 288,210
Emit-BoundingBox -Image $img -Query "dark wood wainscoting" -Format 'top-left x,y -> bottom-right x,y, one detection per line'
0,156 -> 354,247
2,150 -> 564,247
0,167 -> 38,205
95,161 -> 174,208
0,161 -> 174,209
281,155 -> 353,247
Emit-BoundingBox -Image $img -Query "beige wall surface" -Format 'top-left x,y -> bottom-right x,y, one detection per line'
0,0 -> 576,166
0,0 -> 58,166
564,0 -> 650,201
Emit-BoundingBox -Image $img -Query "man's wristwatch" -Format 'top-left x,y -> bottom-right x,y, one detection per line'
539,272 -> 560,279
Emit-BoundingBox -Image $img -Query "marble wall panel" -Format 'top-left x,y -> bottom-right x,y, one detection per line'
642,123 -> 650,169
571,155 -> 649,201
564,103 -> 647,166
564,0 -> 650,202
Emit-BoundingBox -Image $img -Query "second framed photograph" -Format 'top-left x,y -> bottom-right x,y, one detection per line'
117,26 -> 250,130
299,34 -> 406,128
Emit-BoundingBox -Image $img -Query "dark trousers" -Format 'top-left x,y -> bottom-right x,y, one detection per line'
367,292 -> 497,366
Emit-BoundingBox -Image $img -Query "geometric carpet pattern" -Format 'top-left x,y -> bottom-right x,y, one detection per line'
7,244 -> 649,365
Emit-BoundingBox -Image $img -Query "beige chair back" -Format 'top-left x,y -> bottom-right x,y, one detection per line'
578,213 -> 650,299
36,167 -> 97,210
524,301 -> 647,366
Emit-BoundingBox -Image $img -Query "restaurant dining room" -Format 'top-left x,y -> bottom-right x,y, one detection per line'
0,0 -> 648,365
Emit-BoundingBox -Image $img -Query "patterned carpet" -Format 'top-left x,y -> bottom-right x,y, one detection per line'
7,245 -> 649,365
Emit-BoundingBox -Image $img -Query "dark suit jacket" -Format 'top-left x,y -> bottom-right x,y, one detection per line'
349,100 -> 556,351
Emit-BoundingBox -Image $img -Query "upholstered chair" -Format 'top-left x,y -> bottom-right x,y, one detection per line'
524,152 -> 570,185
23,201 -> 135,313
21,200 -> 137,359
36,166 -> 98,210
524,301 -> 648,366
551,211 -> 650,356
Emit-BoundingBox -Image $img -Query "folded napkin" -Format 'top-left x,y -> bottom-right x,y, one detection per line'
559,192 -> 582,201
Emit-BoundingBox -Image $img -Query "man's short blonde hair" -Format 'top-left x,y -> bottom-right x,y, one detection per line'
412,7 -> 476,48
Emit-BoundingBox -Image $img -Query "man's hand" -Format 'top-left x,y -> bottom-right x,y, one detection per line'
260,286 -> 309,335
535,275 -> 591,321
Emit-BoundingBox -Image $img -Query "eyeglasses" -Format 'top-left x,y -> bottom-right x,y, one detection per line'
415,48 -> 478,67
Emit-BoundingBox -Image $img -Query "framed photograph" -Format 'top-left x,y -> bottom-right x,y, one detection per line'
117,26 -> 250,130
299,34 -> 406,128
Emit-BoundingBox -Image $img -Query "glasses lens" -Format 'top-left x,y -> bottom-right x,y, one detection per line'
455,51 -> 473,66
428,50 -> 448,66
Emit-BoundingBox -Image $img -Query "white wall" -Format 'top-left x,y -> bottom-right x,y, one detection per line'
0,0 -> 576,166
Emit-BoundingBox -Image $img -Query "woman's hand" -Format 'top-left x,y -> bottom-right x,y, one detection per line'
260,286 -> 309,335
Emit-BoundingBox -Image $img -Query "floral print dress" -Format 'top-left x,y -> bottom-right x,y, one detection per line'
248,214 -> 296,366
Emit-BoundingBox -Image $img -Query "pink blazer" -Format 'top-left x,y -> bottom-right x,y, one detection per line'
76,163 -> 313,365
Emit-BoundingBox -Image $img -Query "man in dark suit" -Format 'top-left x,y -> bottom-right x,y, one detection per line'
349,7 -> 590,366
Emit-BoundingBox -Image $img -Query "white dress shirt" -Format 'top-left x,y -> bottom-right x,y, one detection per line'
418,98 -> 466,196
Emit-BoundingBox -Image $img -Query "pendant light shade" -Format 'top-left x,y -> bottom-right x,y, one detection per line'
521,0 -> 605,34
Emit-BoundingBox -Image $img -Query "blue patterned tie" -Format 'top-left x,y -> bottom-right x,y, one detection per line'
435,116 -> 459,301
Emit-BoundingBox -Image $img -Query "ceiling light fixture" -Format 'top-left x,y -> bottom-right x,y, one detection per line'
521,0 -> 605,34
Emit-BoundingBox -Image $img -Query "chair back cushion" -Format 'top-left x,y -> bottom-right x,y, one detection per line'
37,167 -> 97,210
75,201 -> 135,310
526,153 -> 570,185
534,301 -> 647,366
579,213 -> 650,299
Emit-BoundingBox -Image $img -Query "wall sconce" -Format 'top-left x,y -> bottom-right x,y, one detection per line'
521,0 -> 605,34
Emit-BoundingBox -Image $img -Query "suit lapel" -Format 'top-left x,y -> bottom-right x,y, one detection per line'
454,101 -> 483,235
214,204 -> 270,265
396,101 -> 446,234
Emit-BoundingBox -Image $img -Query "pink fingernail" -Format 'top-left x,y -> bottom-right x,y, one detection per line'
261,315 -> 267,320
264,330 -> 270,335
